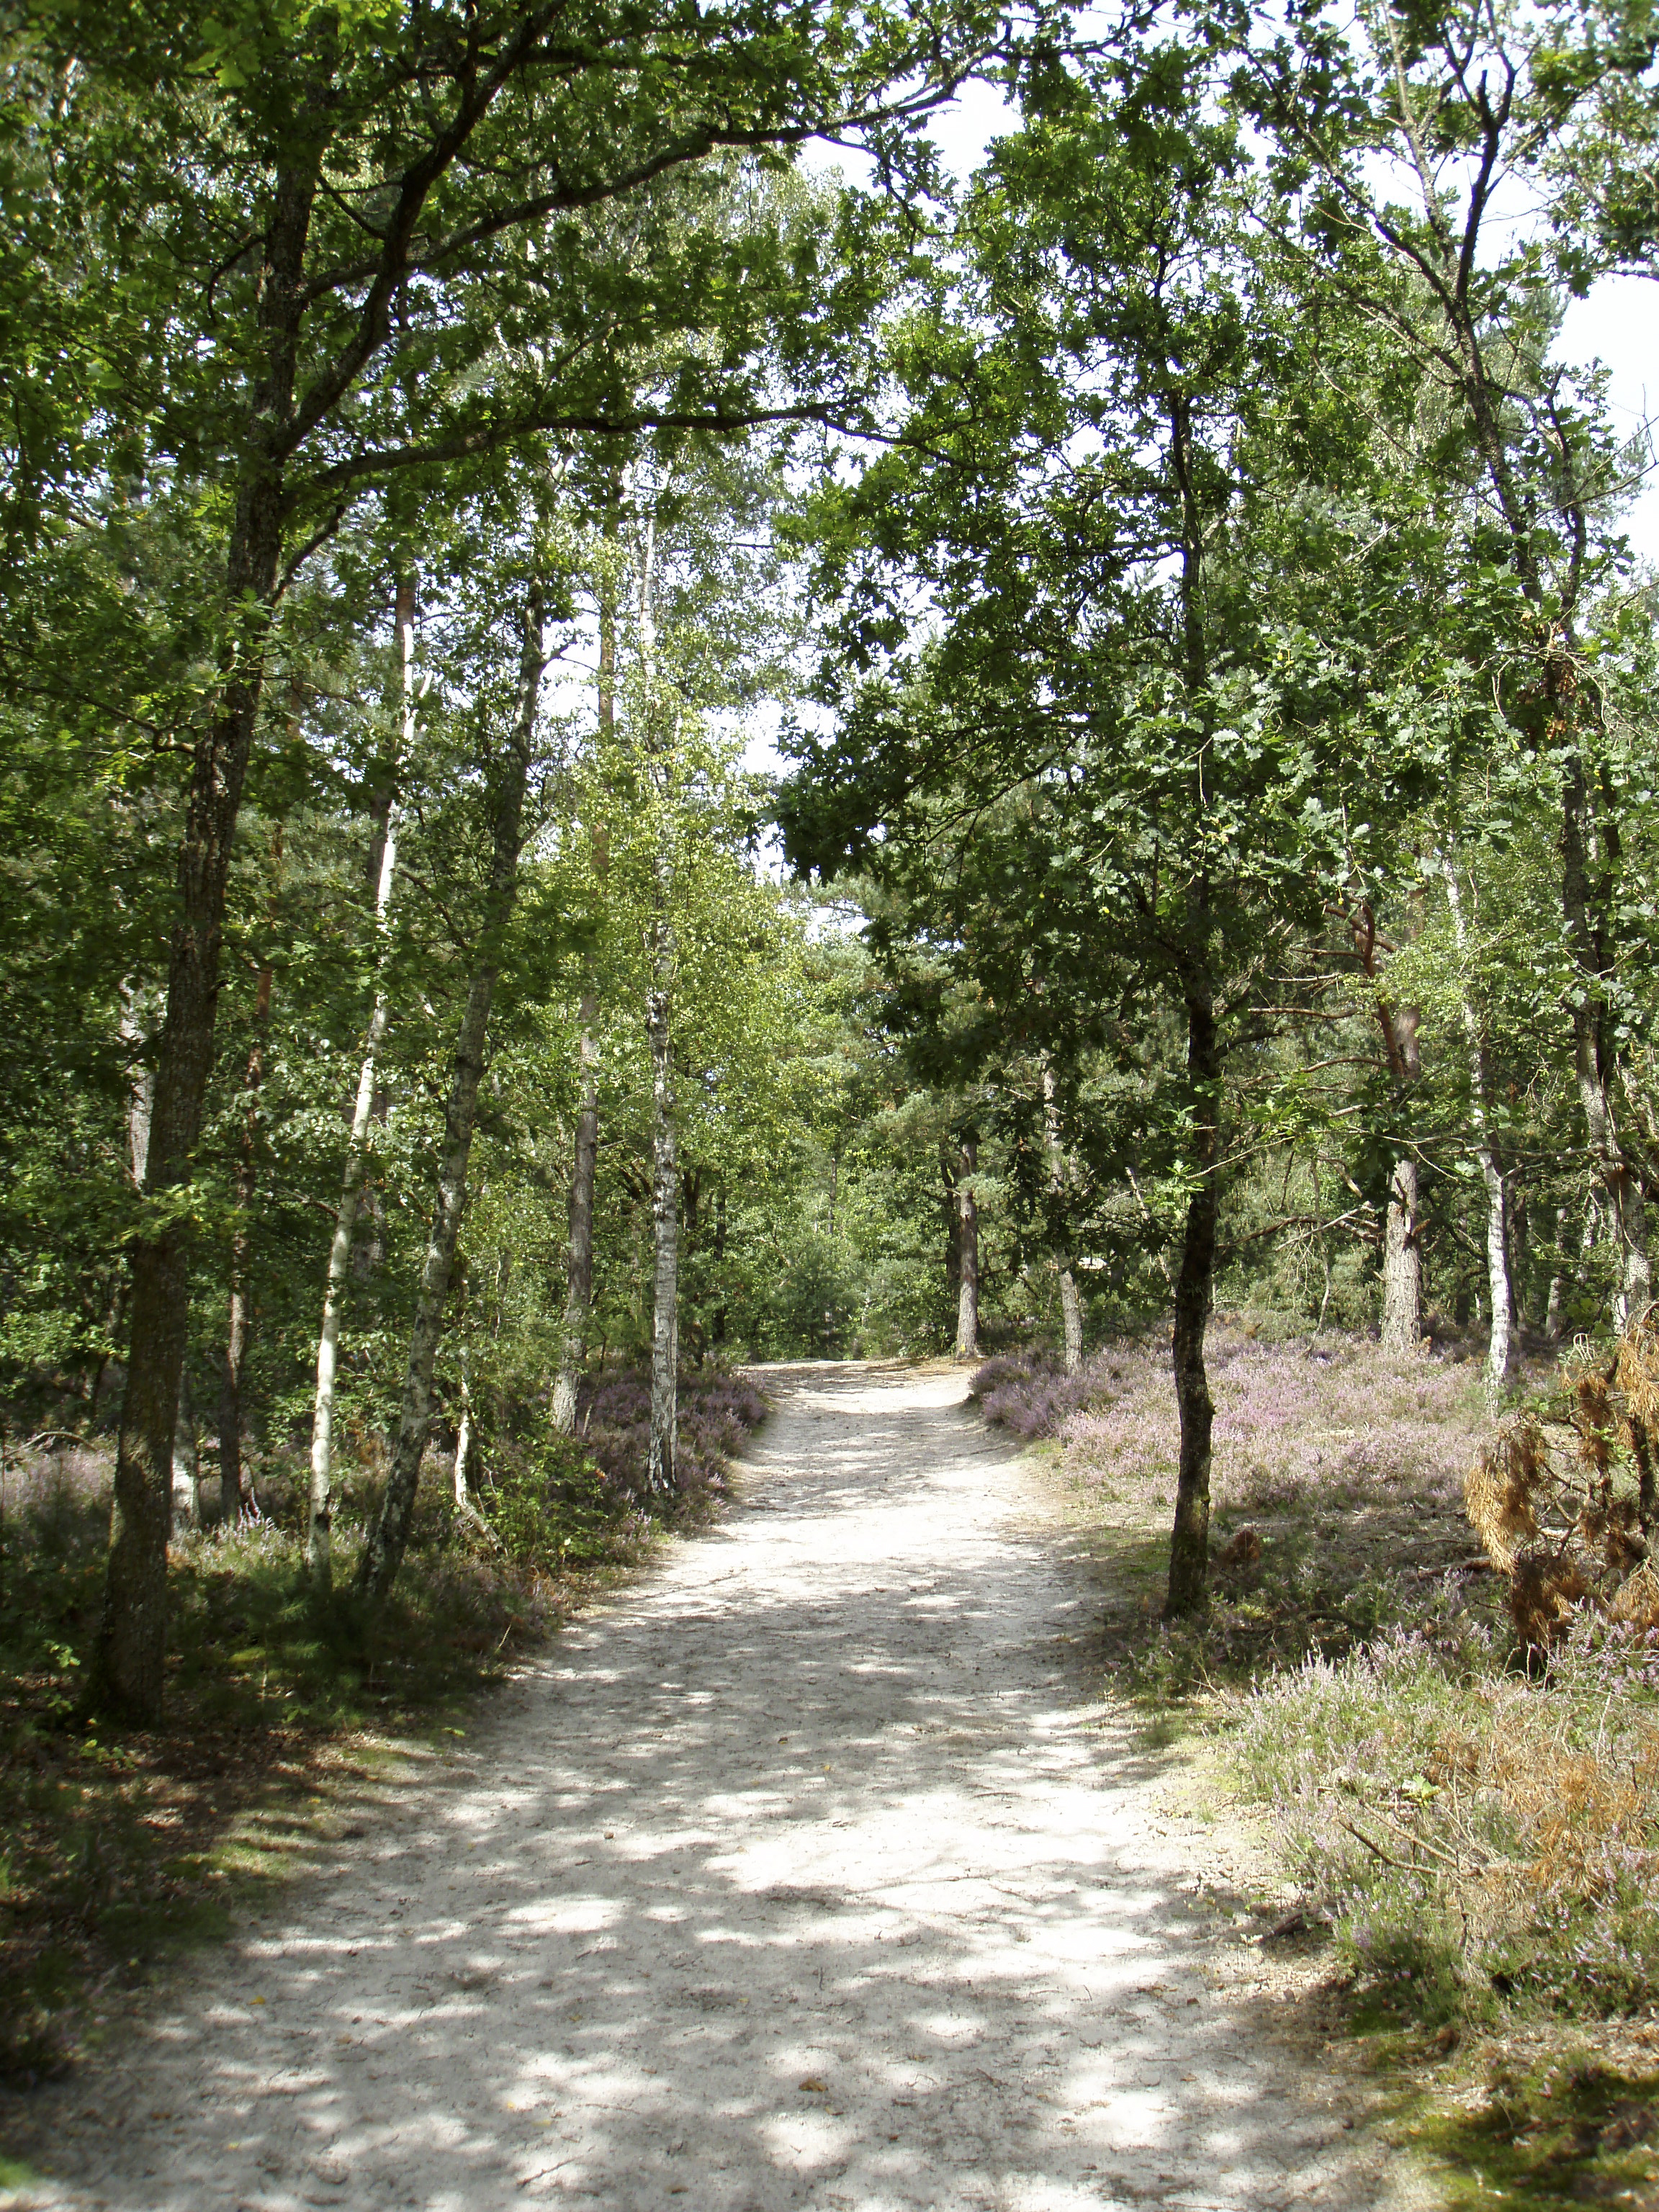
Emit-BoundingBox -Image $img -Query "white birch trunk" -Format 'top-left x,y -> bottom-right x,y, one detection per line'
646,930 -> 678,1493
1441,851 -> 1519,1403
453,1346 -> 475,1511
552,1002 -> 599,1435
120,985 -> 157,1192
306,577 -> 418,1586
1042,1061 -> 1084,1375
954,1134 -> 979,1361
356,585 -> 544,1604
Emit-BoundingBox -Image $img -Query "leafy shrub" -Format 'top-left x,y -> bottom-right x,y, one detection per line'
1468,1311 -> 1659,1648
483,1435 -> 648,1571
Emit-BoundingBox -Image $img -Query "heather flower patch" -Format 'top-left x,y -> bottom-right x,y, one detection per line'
575,1366 -> 768,1503
974,1321 -> 1485,1526
976,1316 -> 1659,2167
974,1322 -> 1493,1684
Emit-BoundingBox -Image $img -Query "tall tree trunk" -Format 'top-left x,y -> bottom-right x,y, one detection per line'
1542,1205 -> 1570,1341
1163,392 -> 1220,1622
1441,853 -> 1519,1403
1379,1154 -> 1422,1352
1058,1269 -> 1084,1377
554,503 -> 618,1433
120,984 -> 158,1190
940,1133 -> 962,1326
712,1183 -> 729,1350
1348,902 -> 1423,1352
634,508 -> 680,1493
552,1007 -> 600,1435
453,1371 -> 475,1510
94,167 -> 318,1722
307,572 -> 417,1588
217,964 -> 269,1526
645,916 -> 678,1493
1164,957 -> 1219,1619
1376,981 -> 1424,1355
1562,756 -> 1650,1328
449,1346 -> 493,1543
171,1367 -> 201,1532
219,830 -> 281,1523
954,1134 -> 979,1360
1042,1059 -> 1084,1376
355,585 -> 544,1605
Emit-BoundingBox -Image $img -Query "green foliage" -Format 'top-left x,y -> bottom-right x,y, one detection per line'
483,1437 -> 638,1573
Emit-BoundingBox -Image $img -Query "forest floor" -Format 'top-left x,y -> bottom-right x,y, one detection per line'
0,1362 -> 1437,2212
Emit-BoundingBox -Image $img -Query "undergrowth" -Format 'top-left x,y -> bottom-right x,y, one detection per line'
0,1364 -> 765,2087
975,1319 -> 1659,2203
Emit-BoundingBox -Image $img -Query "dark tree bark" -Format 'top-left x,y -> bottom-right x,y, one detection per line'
355,585 -> 544,1604
940,1133 -> 962,1328
711,1183 -> 729,1349
1562,755 -> 1650,1326
94,166 -> 318,1719
1164,387 -> 1219,1622
1164,958 -> 1220,1619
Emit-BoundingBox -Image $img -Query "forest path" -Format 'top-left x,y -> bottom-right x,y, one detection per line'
11,1363 -> 1432,2212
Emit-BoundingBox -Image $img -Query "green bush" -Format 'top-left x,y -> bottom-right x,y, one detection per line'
482,1435 -> 645,1571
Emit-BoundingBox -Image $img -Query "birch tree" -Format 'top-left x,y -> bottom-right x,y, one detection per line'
307,573 -> 423,1588
27,0 -> 999,1720
357,573 -> 551,1604
1439,849 -> 1521,1401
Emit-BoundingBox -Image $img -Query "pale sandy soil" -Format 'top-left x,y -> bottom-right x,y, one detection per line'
1,1363 -> 1439,2212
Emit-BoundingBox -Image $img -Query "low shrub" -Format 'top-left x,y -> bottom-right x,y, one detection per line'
1235,1617 -> 1659,2030
483,1434 -> 652,1572
576,1365 -> 768,1501
1468,1311 -> 1659,1649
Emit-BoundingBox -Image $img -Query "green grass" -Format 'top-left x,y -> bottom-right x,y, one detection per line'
1382,2048 -> 1659,2210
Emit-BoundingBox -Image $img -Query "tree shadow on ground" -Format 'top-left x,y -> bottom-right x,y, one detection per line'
6,1364 -> 1406,2211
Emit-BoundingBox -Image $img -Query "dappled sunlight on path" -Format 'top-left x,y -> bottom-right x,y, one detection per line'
8,1365 -> 1431,2212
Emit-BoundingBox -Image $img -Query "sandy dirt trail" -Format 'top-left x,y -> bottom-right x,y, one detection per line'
9,1363 -> 1431,2212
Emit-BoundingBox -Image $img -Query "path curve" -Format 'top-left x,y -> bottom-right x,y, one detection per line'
9,1364 -> 1429,2211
